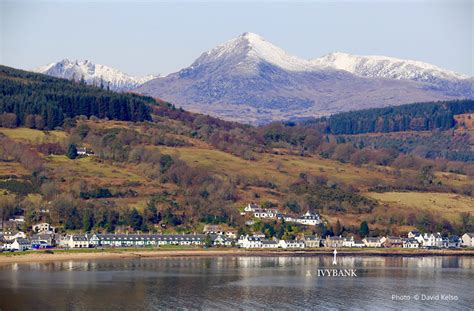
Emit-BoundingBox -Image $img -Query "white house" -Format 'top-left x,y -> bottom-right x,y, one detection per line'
8,216 -> 25,223
238,235 -> 262,248
252,232 -> 266,239
62,235 -> 89,248
0,237 -> 13,251
419,233 -> 443,248
279,240 -> 305,249
352,240 -> 365,248
32,223 -> 55,234
244,203 -> 259,213
462,233 -> 474,247
403,238 -> 420,248
408,230 -> 421,239
77,147 -> 94,156
343,236 -> 367,248
11,238 -> 31,251
447,236 -> 461,248
253,208 -> 278,219
342,236 -> 355,248
212,235 -> 233,246
202,225 -> 224,235
3,231 -> 27,241
363,237 -> 382,248
285,211 -> 321,226
261,240 -> 279,248
296,211 -> 321,225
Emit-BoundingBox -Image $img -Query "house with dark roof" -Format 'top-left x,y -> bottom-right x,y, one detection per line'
238,235 -> 263,248
279,240 -> 305,249
89,234 -> 205,247
0,236 -> 13,251
59,235 -> 89,248
11,238 -> 31,251
408,230 -> 421,239
403,238 -> 420,248
447,236 -> 461,248
31,233 -> 56,248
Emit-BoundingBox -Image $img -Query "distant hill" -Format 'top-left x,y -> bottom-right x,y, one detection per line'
0,65 -> 152,129
312,99 -> 474,135
312,52 -> 473,96
34,59 -> 157,92
135,32 -> 473,124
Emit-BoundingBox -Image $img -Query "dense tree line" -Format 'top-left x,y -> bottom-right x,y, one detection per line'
310,100 -> 474,135
0,65 -> 152,129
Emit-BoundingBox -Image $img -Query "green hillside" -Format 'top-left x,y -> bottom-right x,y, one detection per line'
0,66 -> 473,239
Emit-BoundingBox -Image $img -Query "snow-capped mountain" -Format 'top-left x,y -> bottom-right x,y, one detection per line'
34,59 -> 157,92
312,52 -> 468,81
135,32 -> 473,124
312,52 -> 473,96
190,32 -> 319,72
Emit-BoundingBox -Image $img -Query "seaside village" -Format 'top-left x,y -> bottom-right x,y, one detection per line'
1,203 -> 473,252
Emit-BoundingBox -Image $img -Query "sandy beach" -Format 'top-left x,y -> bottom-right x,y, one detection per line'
1,248 -> 474,265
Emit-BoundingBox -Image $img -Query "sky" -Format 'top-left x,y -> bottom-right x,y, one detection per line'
1,0 -> 473,77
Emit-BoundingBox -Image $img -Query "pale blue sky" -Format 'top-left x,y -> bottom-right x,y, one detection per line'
1,0 -> 473,77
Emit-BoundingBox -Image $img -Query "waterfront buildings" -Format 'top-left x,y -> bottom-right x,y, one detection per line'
461,233 -> 474,247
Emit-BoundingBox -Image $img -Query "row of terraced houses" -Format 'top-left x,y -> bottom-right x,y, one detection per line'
1,222 -> 474,251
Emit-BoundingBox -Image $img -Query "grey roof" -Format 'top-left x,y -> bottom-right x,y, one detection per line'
91,234 -> 205,242
364,237 -> 380,242
261,240 -> 278,245
72,236 -> 88,241
15,238 -> 30,245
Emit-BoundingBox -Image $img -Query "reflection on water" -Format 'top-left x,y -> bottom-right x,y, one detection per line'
0,256 -> 472,310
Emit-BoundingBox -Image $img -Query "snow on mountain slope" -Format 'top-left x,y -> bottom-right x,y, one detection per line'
312,52 -> 468,82
34,59 -> 157,92
190,32 -> 321,72
136,32 -> 471,124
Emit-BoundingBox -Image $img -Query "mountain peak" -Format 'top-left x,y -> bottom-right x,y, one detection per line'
239,31 -> 263,40
34,59 -> 157,91
191,32 -> 317,72
313,52 -> 469,81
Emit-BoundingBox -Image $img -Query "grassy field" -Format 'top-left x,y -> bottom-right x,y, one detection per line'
0,128 -> 68,143
0,162 -> 29,177
1,126 -> 473,233
157,146 -> 397,188
46,155 -> 146,185
366,192 -> 474,222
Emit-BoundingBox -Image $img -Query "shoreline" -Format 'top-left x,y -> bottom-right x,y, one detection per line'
1,248 -> 474,265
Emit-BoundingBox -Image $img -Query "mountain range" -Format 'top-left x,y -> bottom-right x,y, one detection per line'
33,59 -> 157,92
36,33 -> 473,124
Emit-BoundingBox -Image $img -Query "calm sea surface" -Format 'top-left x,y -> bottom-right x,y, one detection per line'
0,256 -> 472,310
